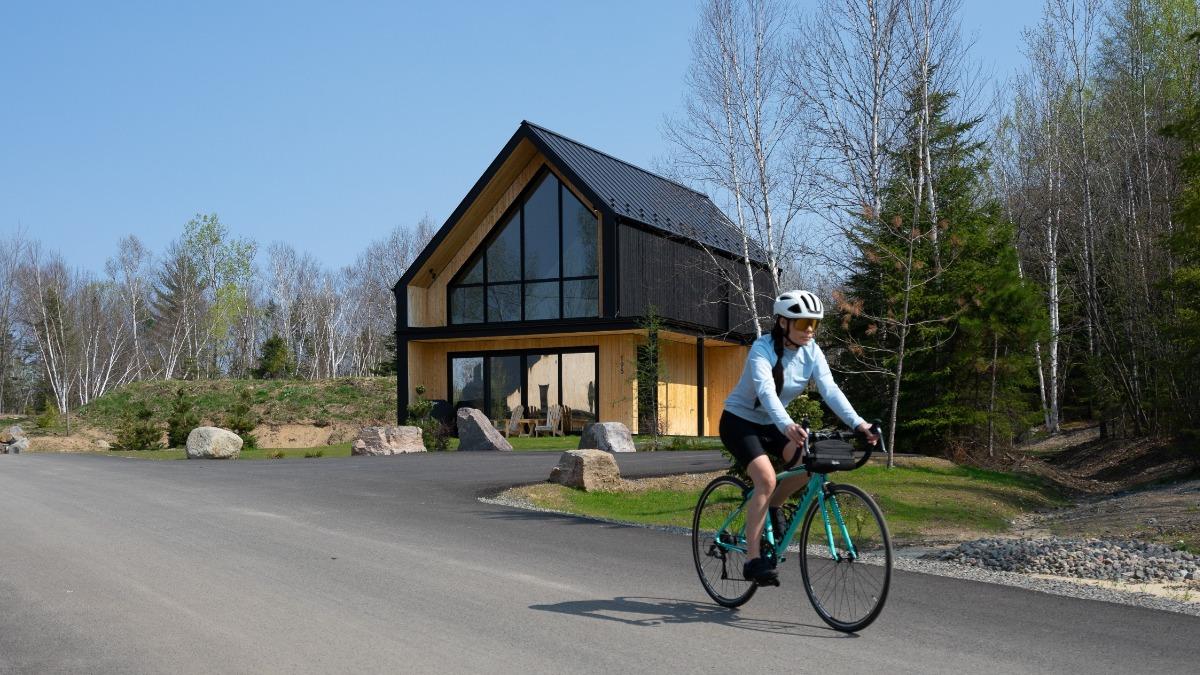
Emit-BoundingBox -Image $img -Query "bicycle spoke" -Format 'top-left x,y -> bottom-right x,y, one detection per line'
693,477 -> 757,608
799,484 -> 892,632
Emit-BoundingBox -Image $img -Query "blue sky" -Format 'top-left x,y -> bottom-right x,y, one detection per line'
1,0 -> 1043,272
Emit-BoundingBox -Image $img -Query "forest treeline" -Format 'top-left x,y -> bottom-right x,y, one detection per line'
3,0 -> 1198,460
0,215 -> 434,418
668,0 -> 1199,457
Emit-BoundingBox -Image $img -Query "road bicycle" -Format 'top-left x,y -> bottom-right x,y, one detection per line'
691,422 -> 892,632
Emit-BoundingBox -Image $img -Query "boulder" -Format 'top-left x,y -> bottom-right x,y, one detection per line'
94,439 -> 111,450
352,426 -> 426,455
549,449 -> 621,491
185,427 -> 243,459
455,408 -> 513,452
8,437 -> 28,454
3,425 -> 25,443
578,422 -> 636,453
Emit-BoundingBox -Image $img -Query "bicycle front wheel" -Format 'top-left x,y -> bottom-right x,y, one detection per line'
692,475 -> 757,607
798,483 -> 892,632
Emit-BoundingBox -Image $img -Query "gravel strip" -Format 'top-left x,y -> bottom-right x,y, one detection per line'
480,495 -> 1200,617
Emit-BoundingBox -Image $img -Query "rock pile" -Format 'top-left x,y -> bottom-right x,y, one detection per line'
935,537 -> 1200,583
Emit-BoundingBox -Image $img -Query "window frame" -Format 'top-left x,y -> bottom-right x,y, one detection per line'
447,166 -> 599,325
446,346 -> 600,425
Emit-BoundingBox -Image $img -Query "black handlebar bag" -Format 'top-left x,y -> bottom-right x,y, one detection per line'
804,439 -> 856,473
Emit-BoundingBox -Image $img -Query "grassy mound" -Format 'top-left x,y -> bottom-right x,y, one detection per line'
77,377 -> 398,433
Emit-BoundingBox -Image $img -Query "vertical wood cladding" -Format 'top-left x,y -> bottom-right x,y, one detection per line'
618,223 -> 771,334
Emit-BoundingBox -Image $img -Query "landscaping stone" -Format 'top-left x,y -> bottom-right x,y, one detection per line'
933,536 -> 1200,582
185,427 -> 243,459
7,437 -> 28,454
578,422 -> 635,453
549,449 -> 621,491
352,425 -> 426,455
456,408 -> 513,452
95,439 -> 111,450
3,425 -> 25,443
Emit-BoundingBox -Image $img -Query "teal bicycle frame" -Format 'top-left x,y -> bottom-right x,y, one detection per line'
714,468 -> 858,564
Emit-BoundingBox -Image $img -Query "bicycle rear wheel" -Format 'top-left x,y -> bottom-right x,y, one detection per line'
798,483 -> 892,632
692,475 -> 757,607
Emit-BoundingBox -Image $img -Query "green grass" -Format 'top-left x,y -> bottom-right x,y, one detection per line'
510,459 -> 1068,543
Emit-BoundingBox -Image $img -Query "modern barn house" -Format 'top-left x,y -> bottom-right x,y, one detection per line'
394,121 -> 771,435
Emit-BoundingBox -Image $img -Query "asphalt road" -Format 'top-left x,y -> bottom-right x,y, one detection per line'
1,451 -> 1196,674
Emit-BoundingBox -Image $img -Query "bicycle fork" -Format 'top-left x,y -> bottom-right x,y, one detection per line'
819,487 -> 859,562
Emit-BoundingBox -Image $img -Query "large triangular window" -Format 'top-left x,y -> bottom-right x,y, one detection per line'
449,169 -> 598,324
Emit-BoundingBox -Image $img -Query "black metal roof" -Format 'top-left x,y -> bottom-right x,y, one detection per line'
396,121 -> 766,292
522,121 -> 767,262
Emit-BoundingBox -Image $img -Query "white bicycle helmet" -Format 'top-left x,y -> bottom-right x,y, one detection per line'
773,290 -> 824,319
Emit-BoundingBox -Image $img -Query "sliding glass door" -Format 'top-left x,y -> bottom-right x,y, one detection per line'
448,348 -> 597,432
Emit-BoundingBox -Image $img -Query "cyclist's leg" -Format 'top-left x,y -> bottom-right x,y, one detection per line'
770,441 -> 808,508
744,454 -> 776,560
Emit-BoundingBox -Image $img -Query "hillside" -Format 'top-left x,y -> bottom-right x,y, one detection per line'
24,378 -> 401,450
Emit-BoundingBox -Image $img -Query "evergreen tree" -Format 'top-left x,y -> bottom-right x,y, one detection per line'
114,402 -> 162,451
225,388 -> 259,449
166,387 -> 200,448
253,335 -> 294,379
1162,30 -> 1200,438
839,87 -> 1044,455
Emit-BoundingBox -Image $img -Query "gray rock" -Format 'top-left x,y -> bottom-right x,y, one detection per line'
549,449 -> 621,491
95,439 -> 111,450
185,427 -> 243,459
456,408 -> 513,452
3,425 -> 25,443
578,422 -> 636,453
352,426 -> 426,455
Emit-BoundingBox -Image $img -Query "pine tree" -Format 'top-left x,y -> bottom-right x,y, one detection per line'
166,387 -> 200,448
839,87 -> 1044,455
1162,30 -> 1200,437
253,335 -> 294,379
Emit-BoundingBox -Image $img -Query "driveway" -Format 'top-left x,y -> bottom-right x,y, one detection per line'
1,452 -> 1195,674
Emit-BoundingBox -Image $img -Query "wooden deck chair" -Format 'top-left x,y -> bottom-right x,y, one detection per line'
533,404 -> 564,437
493,405 -> 524,438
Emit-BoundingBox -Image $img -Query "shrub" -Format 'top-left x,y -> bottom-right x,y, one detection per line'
304,449 -> 323,458
269,449 -> 285,459
166,388 -> 200,448
225,387 -> 259,449
36,400 -> 60,430
406,385 -> 450,451
115,402 -> 163,451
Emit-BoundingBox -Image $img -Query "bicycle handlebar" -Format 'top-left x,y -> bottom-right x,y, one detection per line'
802,419 -> 885,470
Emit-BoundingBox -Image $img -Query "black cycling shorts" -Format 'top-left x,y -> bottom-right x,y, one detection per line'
719,410 -> 789,468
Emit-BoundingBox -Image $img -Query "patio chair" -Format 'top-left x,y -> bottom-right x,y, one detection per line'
533,404 -> 564,437
493,405 -> 525,438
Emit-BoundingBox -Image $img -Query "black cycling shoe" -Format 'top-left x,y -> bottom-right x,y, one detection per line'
743,557 -> 780,586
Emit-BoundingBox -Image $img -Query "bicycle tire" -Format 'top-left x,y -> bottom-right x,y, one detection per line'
692,475 -> 757,607
798,483 -> 892,632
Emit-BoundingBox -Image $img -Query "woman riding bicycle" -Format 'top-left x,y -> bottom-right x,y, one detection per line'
719,289 -> 878,585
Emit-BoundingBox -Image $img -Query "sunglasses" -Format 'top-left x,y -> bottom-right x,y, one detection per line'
789,318 -> 821,332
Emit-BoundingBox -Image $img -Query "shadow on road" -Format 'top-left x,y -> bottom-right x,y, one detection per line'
529,596 -> 853,638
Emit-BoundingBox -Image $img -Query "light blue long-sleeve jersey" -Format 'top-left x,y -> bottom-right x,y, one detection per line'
723,335 -> 866,434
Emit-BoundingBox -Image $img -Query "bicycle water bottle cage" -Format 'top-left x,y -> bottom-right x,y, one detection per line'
803,439 -> 856,473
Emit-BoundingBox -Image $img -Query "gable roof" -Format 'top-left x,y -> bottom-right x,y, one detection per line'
523,121 -> 766,262
396,121 -> 766,292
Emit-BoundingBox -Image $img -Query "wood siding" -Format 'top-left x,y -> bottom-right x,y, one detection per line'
703,343 -> 748,435
617,223 -> 772,335
407,147 -> 602,328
